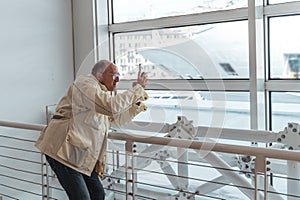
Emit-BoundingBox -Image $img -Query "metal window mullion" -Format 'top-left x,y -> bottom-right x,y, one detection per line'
248,0 -> 258,130
93,0 -> 99,62
264,11 -> 271,131
117,79 -> 250,91
266,80 -> 300,91
95,0 -> 111,60
109,8 -> 248,33
108,0 -> 113,25
264,1 -> 300,17
248,0 -> 259,129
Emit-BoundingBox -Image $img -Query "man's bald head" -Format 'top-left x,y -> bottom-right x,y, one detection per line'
92,60 -> 119,91
91,60 -> 112,76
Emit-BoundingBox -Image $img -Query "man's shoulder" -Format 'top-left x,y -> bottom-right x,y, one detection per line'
75,74 -> 98,85
76,74 -> 94,81
73,74 -> 108,92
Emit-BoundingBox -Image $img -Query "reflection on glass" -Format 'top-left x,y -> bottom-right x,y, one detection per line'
268,0 -> 300,4
133,90 -> 250,129
271,92 -> 300,132
269,15 -> 300,79
114,21 -> 249,79
112,0 -> 247,23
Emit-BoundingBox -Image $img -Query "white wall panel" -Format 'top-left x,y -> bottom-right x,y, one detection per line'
0,0 -> 74,124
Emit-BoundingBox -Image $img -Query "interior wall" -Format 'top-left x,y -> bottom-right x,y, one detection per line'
0,1 -> 75,199
72,0 -> 97,76
0,0 -> 74,124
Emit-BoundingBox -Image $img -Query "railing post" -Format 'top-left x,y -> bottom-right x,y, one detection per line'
41,154 -> 49,200
125,140 -> 136,200
254,155 -> 267,200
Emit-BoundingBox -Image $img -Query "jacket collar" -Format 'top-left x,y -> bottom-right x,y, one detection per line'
89,74 -> 108,92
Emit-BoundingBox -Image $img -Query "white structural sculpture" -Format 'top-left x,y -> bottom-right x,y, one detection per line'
103,116 -> 300,200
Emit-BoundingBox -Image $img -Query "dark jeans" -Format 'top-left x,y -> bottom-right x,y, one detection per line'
46,155 -> 105,200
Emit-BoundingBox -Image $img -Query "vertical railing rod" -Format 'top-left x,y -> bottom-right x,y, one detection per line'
41,154 -> 47,200
125,140 -> 134,200
254,155 -> 267,200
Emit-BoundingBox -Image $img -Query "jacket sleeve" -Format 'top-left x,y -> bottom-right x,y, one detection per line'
94,84 -> 148,116
110,101 -> 147,127
73,77 -> 148,117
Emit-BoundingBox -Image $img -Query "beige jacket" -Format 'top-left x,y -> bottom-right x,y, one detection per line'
35,74 -> 148,176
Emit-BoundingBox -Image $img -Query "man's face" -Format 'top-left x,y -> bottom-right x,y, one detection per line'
100,63 -> 120,91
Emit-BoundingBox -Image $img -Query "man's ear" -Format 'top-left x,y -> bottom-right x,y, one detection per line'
96,72 -> 103,82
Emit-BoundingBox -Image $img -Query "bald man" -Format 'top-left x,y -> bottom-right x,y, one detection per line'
35,60 -> 148,200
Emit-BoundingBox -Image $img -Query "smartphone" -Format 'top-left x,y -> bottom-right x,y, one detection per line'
139,63 -> 147,76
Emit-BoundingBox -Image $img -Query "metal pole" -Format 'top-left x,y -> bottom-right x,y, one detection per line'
125,141 -> 134,200
41,154 -> 49,200
255,155 -> 266,200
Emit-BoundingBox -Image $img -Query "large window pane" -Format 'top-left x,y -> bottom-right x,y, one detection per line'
112,0 -> 247,23
271,92 -> 300,132
114,21 -> 249,79
133,91 -> 250,129
269,15 -> 300,79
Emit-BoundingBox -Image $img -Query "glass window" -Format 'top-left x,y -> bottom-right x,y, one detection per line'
114,21 -> 249,79
269,15 -> 300,79
112,0 -> 247,23
271,92 -> 300,132
133,90 -> 250,129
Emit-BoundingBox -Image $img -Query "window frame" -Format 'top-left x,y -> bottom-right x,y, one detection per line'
95,0 -> 300,131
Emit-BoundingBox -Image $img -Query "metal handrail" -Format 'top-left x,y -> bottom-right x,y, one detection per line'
0,120 -> 45,131
1,120 -> 300,162
109,132 -> 300,162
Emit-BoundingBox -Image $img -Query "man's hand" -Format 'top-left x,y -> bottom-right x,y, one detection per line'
132,69 -> 148,88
